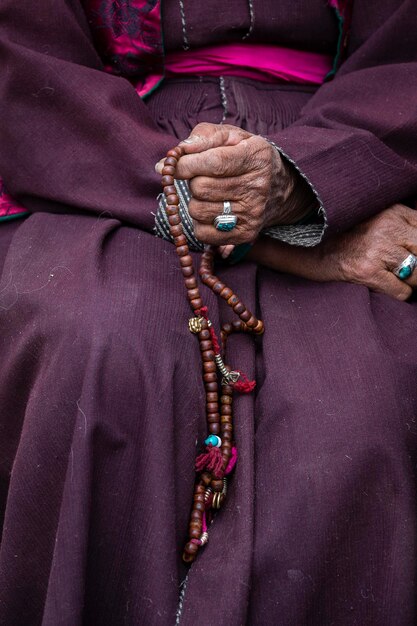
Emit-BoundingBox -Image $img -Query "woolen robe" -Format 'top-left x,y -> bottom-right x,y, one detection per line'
0,1 -> 417,624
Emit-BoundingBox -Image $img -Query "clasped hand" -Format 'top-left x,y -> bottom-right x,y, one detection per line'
156,122 -> 309,244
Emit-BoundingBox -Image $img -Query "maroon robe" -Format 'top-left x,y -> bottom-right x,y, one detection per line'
0,1 -> 417,624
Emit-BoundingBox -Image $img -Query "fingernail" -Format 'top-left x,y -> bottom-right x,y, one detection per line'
221,245 -> 235,259
180,135 -> 201,144
154,160 -> 164,174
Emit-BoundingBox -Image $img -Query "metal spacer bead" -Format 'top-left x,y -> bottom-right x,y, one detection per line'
189,316 -> 204,333
200,532 -> 209,545
222,477 -> 227,496
204,487 -> 213,504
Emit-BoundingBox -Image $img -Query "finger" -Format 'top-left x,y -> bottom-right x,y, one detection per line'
370,270 -> 412,301
174,141 -> 255,180
178,123 -> 251,154
387,247 -> 417,289
193,221 -> 253,246
189,174 -> 257,203
218,245 -> 235,259
189,198 -> 262,239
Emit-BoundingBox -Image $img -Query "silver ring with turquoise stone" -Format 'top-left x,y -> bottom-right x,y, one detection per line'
214,201 -> 238,232
393,253 -> 417,281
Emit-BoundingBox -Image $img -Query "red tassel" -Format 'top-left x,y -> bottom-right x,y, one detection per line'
234,371 -> 256,394
195,445 -> 224,478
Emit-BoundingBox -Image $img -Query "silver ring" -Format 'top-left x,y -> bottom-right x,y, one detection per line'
393,253 -> 417,281
213,201 -> 238,232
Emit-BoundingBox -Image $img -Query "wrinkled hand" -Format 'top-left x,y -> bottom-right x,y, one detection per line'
250,203 -> 417,301
156,122 -> 312,245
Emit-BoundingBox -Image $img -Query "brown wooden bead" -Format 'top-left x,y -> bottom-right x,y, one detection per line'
168,214 -> 181,226
233,302 -> 246,315
221,411 -> 232,420
187,288 -> 200,301
222,323 -> 232,334
203,361 -> 216,373
213,282 -> 225,294
200,472 -> 212,486
181,265 -> 194,277
162,175 -> 175,186
191,298 -> 203,310
164,156 -> 178,167
239,309 -> 251,322
189,528 -> 201,539
174,234 -> 187,247
199,340 -> 212,352
199,271 -> 210,282
179,255 -> 193,267
203,372 -> 217,383
202,350 -> 215,362
209,423 -> 220,435
182,551 -> 195,563
184,541 -> 199,555
193,494 -> 205,503
166,196 -> 178,206
206,402 -> 219,413
222,384 -> 233,394
206,392 -> 218,402
227,294 -> 240,306
184,276 -> 197,289
194,502 -> 205,512
222,442 -> 232,452
246,315 -> 257,328
163,184 -> 176,195
207,413 -> 220,423
162,165 -> 176,176
191,510 -> 202,520
176,245 -> 189,257
253,320 -> 264,334
205,381 -> 218,392
170,224 -> 183,237
195,483 -> 205,494
222,423 -> 233,434
211,479 -> 223,492
220,287 -> 233,300
232,320 -> 243,332
167,148 -> 182,158
221,395 -> 232,405
198,329 -> 210,340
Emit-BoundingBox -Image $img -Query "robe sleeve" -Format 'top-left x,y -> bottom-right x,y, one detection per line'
266,0 -> 417,240
0,0 -> 175,231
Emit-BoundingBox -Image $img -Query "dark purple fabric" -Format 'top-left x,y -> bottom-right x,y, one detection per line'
0,2 -> 417,625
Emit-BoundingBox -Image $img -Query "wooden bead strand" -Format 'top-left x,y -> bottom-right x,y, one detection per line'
161,146 -> 264,564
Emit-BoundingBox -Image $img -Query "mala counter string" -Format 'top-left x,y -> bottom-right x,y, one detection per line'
161,145 -> 264,564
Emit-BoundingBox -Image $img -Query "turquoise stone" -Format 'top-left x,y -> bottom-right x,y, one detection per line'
399,265 -> 412,280
217,222 -> 235,232
205,435 -> 222,447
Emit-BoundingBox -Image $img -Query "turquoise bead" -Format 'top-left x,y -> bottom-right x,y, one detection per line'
399,265 -> 412,280
205,435 -> 222,447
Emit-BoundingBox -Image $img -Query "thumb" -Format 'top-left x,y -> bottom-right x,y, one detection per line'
179,122 -> 251,154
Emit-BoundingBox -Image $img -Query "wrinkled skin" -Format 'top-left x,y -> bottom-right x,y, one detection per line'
250,203 -> 417,301
155,122 -> 314,244
156,123 -> 416,301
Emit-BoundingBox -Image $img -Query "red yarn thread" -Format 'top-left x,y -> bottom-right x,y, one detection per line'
234,371 -> 256,394
195,444 -> 224,478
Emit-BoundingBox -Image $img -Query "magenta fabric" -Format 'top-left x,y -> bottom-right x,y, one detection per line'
165,43 -> 333,85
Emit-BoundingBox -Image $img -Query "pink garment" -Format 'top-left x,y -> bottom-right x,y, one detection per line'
165,43 -> 333,86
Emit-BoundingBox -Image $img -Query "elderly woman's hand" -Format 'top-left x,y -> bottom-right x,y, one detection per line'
249,203 -> 417,301
155,122 -> 315,245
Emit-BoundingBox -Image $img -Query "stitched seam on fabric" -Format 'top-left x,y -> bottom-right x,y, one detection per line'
264,139 -> 328,245
219,76 -> 228,124
178,0 -> 190,50
242,0 -> 255,40
175,572 -> 190,625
